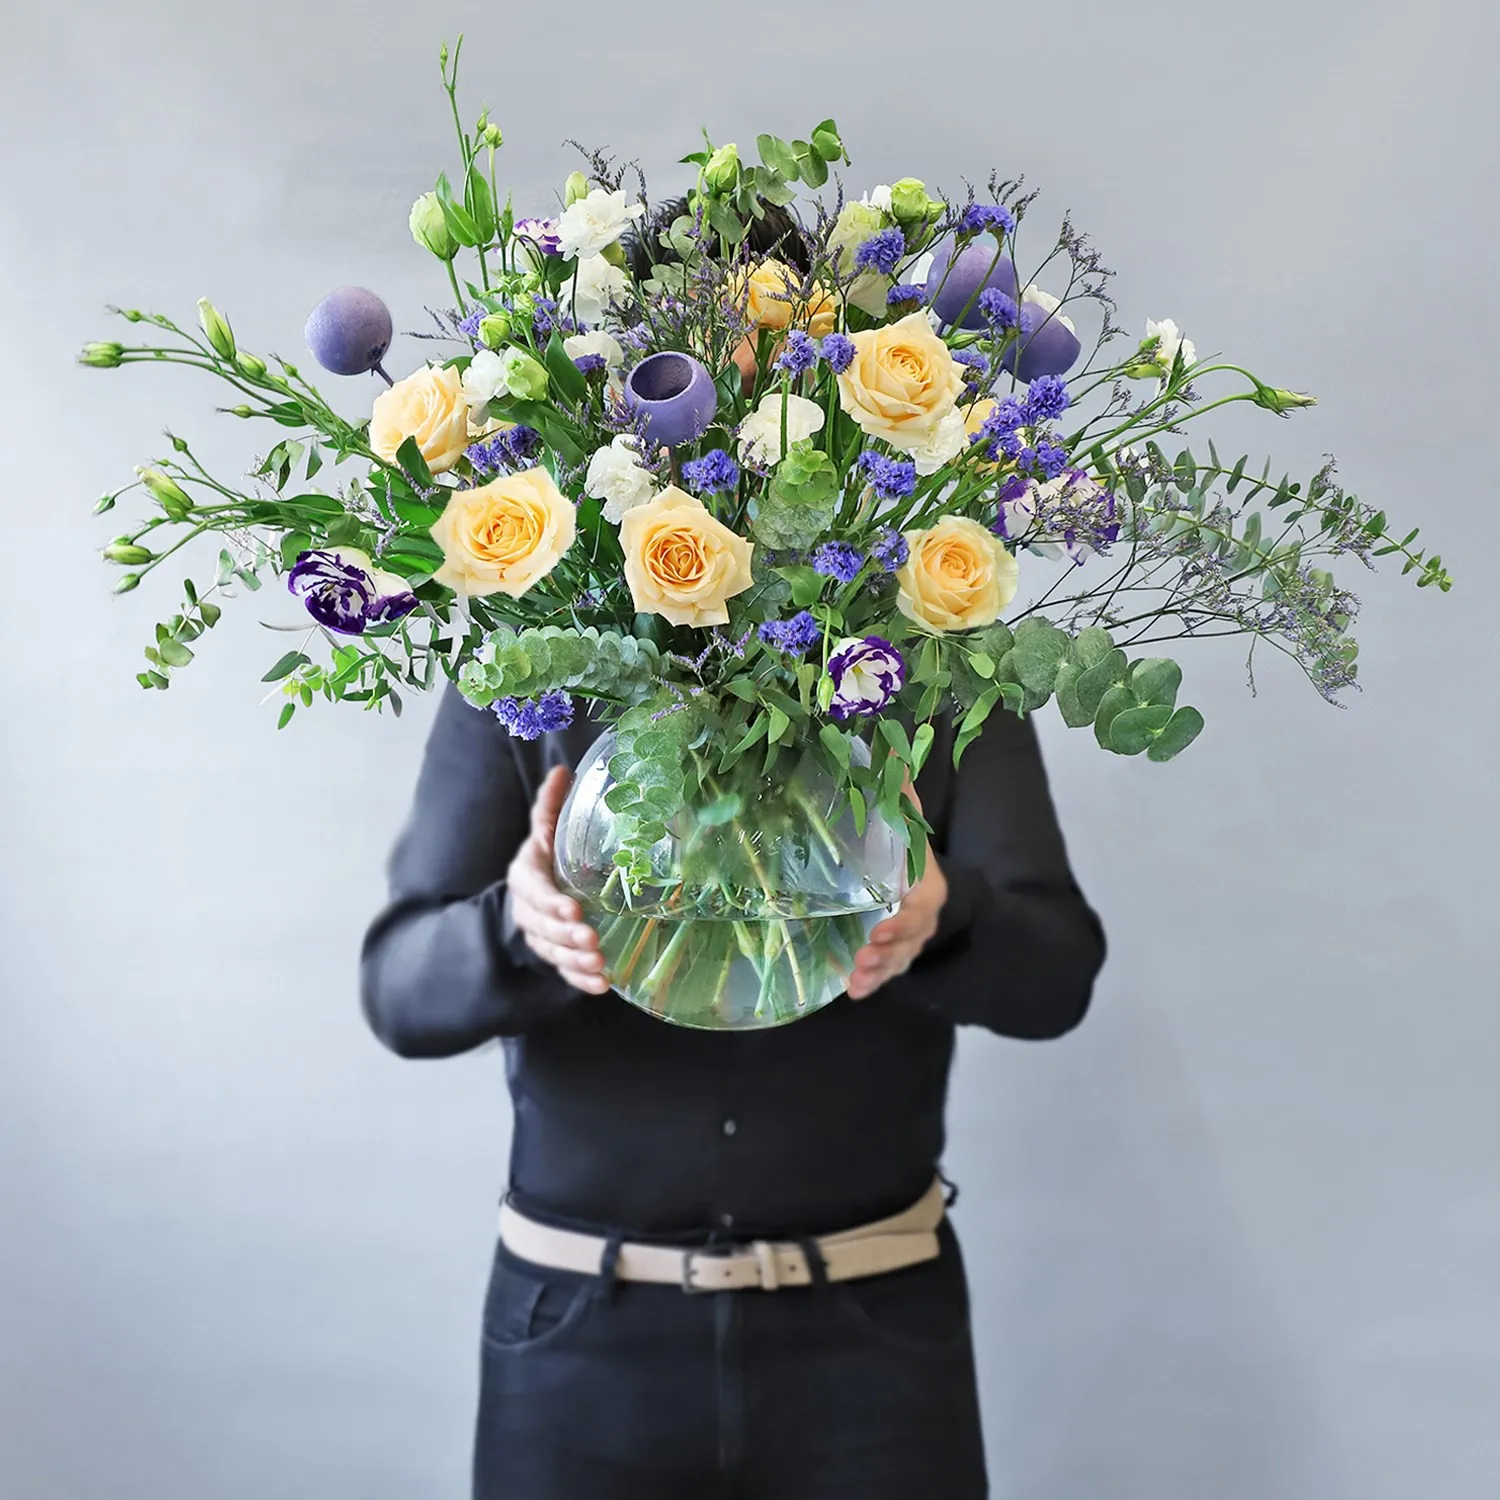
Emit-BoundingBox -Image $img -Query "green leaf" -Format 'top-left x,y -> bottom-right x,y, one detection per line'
1108,703 -> 1174,755
1092,682 -> 1136,749
968,651 -> 996,679
394,436 -> 434,489
878,717 -> 912,763
767,706 -> 791,744
262,650 -> 309,682
1069,626 -> 1115,671
1053,660 -> 1093,728
1127,658 -> 1182,709
911,722 -> 935,776
198,601 -> 222,627
819,722 -> 851,770
793,142 -> 828,188
1008,618 -> 1070,695
277,702 -> 295,730
1074,647 -> 1128,718
157,638 -> 194,668
1146,705 -> 1205,761
544,331 -> 587,406
756,133 -> 801,179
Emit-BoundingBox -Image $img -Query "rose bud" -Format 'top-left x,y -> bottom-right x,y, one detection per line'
924,241 -> 1019,330
304,287 -> 394,379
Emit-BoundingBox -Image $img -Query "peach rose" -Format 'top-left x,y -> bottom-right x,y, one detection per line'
896,515 -> 1018,632
429,466 -> 576,598
730,258 -> 839,339
620,485 -> 755,627
369,363 -> 470,474
835,311 -> 965,452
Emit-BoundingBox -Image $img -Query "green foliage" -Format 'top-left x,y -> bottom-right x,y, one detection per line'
457,625 -> 664,708
751,442 -> 839,548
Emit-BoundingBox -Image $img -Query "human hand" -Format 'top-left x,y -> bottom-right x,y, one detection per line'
505,765 -> 611,995
846,781 -> 948,1001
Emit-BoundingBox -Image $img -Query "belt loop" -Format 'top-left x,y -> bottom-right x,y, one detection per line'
598,1232 -> 624,1301
792,1233 -> 831,1288
937,1166 -> 960,1210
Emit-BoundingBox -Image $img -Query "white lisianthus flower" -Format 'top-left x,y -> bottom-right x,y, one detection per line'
555,187 -> 645,260
460,348 -> 511,417
861,184 -> 894,213
1144,317 -> 1196,374
907,407 -> 968,476
585,434 -> 657,523
563,329 -> 624,371
736,392 -> 825,466
566,254 -> 631,325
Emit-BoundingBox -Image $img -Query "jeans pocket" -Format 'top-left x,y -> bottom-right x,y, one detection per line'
829,1236 -> 974,1357
480,1242 -> 595,1355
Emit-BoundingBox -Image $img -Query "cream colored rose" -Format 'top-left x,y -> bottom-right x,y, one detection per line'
730,258 -> 839,338
962,397 -> 1002,471
836,311 -> 965,453
429,467 -> 576,598
369,363 -> 470,474
620,485 -> 755,627
896,515 -> 1018,632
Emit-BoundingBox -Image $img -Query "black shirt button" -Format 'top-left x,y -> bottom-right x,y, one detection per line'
721,1118 -> 738,1137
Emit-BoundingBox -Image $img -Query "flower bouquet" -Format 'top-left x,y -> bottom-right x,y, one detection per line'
83,38 -> 1450,1030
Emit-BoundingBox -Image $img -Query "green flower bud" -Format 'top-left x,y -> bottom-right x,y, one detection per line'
477,313 -> 513,349
480,121 -> 504,150
235,350 -> 267,378
889,177 -> 942,226
197,298 -> 236,359
504,349 -> 549,403
78,342 -> 125,368
228,405 -> 253,418
564,171 -> 590,207
509,290 -> 538,324
410,191 -> 457,260
599,240 -> 627,270
93,493 -> 117,514
117,308 -> 144,323
1253,384 -> 1319,414
104,543 -> 154,565
113,572 -> 142,594
134,466 -> 194,516
704,143 -> 740,195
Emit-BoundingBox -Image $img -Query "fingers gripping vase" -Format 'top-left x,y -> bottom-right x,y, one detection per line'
553,729 -> 905,1030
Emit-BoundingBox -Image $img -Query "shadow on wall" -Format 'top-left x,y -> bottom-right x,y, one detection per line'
947,983 -> 1347,1500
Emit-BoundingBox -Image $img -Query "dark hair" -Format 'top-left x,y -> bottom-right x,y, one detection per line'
623,194 -> 811,283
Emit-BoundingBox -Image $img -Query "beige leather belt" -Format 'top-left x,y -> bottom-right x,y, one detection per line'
498,1176 -> 948,1293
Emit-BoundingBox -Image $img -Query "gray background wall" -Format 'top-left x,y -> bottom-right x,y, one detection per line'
2,1 -> 1496,1495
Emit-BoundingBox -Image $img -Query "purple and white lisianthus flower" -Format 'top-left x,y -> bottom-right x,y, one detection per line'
826,635 -> 906,721
286,546 -> 417,634
513,217 -> 562,257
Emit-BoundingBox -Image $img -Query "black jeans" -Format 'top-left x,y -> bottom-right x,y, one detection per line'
472,1213 -> 989,1498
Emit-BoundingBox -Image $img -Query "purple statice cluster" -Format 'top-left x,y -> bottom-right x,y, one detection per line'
466,424 -> 542,477
529,295 -> 577,341
757,610 -> 821,657
856,450 -> 917,500
979,287 -> 1019,330
819,332 -> 855,374
811,541 -> 866,584
456,306 -> 486,341
956,202 -> 1016,238
871,529 -> 909,573
854,227 -> 906,277
1015,438 -> 1070,480
491,689 -> 575,740
972,397 -> 1029,462
681,448 -> 740,496
774,329 -> 817,377
1024,375 -> 1071,422
886,283 -> 925,310
572,352 -> 607,376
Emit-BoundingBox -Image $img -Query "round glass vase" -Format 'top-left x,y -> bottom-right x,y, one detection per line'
552,728 -> 905,1030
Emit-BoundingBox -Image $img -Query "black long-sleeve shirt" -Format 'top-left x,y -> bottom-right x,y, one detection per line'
359,680 -> 1107,1242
